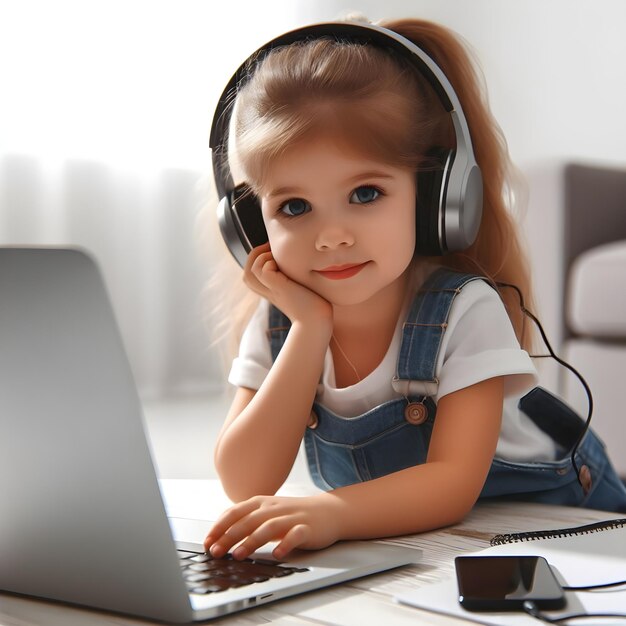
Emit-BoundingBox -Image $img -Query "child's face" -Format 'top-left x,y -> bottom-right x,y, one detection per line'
259,137 -> 416,307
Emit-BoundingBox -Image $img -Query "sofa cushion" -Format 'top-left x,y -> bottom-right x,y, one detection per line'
567,240 -> 626,337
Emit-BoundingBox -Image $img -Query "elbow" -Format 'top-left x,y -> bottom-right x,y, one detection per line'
214,462 -> 256,502
213,447 -> 250,502
220,481 -> 259,504
220,480 -> 278,503
445,498 -> 476,526
433,495 -> 476,529
453,474 -> 485,520
432,470 -> 485,528
214,445 -> 281,502
213,444 -> 242,501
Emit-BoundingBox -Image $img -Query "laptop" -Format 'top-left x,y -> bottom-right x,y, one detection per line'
0,246 -> 418,623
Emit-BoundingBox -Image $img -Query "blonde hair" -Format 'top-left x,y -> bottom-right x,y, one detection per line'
206,17 -> 535,355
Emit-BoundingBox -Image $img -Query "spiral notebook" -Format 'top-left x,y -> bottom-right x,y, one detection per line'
396,518 -> 626,625
489,517 -> 626,546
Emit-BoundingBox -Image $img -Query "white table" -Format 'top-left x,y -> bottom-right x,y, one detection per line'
0,479 -> 614,626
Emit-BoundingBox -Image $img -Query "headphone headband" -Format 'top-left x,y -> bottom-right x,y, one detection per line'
211,21 -> 483,266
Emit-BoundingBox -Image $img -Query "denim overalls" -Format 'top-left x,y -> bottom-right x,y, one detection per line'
268,269 -> 626,512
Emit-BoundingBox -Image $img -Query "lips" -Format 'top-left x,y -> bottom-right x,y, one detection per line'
314,262 -> 369,280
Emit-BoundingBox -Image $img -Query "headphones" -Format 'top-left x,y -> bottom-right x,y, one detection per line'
210,21 -> 483,267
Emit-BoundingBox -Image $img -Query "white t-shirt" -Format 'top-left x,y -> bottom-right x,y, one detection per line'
228,279 -> 557,462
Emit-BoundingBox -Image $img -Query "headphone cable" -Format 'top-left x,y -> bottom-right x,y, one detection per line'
496,282 -> 593,487
523,600 -> 626,624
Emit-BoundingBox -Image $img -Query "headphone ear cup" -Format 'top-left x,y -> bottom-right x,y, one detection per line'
217,184 -> 268,268
231,184 -> 268,250
415,147 -> 453,256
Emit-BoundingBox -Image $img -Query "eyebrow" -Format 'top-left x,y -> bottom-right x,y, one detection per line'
348,171 -> 396,184
266,171 -> 396,199
266,185 -> 303,199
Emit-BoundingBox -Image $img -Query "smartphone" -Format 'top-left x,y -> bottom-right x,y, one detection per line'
455,555 -> 566,612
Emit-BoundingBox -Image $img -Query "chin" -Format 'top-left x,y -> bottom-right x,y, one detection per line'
320,287 -> 382,308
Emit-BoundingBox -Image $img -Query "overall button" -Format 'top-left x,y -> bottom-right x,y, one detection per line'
404,402 -> 428,425
307,410 -> 319,430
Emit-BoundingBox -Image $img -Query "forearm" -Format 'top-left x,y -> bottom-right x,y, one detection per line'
215,320 -> 331,500
321,461 -> 482,541
205,460 -> 486,561
321,381 -> 502,540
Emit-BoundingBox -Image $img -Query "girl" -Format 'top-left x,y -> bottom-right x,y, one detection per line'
204,16 -> 626,562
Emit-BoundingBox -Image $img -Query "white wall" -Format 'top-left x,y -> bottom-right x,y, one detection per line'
0,1 -> 302,171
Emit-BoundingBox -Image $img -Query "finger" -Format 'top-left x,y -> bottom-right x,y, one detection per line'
208,531 -> 242,558
247,242 -> 271,259
243,244 -> 270,280
242,269 -> 269,297
203,524 -> 250,553
209,500 -> 289,558
272,523 -> 310,560
208,522 -> 249,558
251,251 -> 276,278
252,242 -> 271,255
245,243 -> 271,272
230,516 -> 295,560
206,499 -> 272,557
244,251 -> 276,294
206,499 -> 261,546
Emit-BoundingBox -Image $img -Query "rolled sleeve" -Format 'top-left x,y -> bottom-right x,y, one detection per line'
435,281 -> 538,402
227,299 -> 273,390
437,349 -> 536,402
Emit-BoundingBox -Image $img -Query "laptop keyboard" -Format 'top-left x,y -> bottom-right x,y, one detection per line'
178,550 -> 310,595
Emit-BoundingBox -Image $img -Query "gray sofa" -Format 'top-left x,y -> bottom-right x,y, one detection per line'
560,163 -> 626,477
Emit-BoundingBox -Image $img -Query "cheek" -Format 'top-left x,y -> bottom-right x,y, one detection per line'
401,209 -> 417,260
261,207 -> 299,258
263,216 -> 285,255
265,224 -> 288,256
264,226 -> 305,275
374,205 -> 416,261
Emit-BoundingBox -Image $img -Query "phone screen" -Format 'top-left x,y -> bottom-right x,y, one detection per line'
455,555 -> 566,611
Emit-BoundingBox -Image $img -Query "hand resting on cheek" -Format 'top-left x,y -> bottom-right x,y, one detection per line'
244,243 -> 333,328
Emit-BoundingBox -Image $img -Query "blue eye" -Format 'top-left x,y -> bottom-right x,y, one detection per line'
279,198 -> 310,217
350,186 -> 381,204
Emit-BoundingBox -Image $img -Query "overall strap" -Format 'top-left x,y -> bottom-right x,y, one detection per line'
392,268 -> 492,398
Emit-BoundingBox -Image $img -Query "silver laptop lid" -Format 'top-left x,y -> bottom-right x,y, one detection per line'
0,247 -> 193,622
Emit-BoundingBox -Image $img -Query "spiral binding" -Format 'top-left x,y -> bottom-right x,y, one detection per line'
490,517 -> 626,546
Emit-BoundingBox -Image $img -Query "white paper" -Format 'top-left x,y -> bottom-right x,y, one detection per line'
396,525 -> 626,625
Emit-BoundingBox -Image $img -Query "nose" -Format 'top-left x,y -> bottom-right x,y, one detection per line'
315,221 -> 355,251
